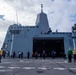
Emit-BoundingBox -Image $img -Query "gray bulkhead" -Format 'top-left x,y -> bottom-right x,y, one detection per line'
1,4 -> 76,57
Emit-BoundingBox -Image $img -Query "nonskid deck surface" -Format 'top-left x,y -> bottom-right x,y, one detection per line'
0,58 -> 76,75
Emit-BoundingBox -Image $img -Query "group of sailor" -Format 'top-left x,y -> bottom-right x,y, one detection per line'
67,48 -> 76,63
32,50 -> 56,59
0,49 -> 76,63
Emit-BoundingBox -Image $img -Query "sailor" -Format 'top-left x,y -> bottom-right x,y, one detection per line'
27,51 -> 30,59
0,50 -> 3,63
73,50 -> 76,62
2,50 -> 6,58
42,50 -> 46,59
35,51 -> 38,59
51,50 -> 56,59
13,51 -> 16,58
11,52 -> 13,58
6,50 -> 9,57
18,51 -> 21,58
67,48 -> 73,63
0,54 -> 2,63
21,52 -> 23,58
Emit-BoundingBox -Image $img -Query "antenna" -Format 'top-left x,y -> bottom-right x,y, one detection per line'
16,10 -> 18,25
41,4 -> 43,13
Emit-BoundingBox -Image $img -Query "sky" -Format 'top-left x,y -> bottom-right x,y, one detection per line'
0,0 -> 76,48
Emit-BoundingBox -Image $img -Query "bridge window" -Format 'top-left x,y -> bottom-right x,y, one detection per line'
9,30 -> 21,34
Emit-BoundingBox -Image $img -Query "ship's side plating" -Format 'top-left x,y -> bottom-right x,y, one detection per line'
2,24 -> 75,57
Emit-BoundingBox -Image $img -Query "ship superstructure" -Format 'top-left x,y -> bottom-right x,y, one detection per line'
1,4 -> 76,57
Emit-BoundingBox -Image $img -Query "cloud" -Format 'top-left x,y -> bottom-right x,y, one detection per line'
0,19 -> 13,31
0,31 -> 6,49
69,14 -> 76,22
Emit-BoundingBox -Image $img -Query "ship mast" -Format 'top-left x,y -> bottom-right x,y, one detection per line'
41,4 -> 43,13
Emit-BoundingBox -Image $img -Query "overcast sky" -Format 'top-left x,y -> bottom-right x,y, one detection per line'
0,0 -> 76,48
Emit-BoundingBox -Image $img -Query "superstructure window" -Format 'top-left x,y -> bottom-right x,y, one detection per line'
9,30 -> 21,34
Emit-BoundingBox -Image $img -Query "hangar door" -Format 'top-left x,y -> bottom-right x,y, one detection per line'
33,37 -> 65,57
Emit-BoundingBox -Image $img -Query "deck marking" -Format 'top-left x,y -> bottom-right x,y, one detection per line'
54,68 -> 67,70
22,67 -> 35,69
0,70 -> 6,72
0,66 -> 5,68
70,68 -> 76,70
38,67 -> 47,70
8,67 -> 20,69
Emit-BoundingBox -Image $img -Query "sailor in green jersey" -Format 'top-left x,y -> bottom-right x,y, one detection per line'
68,48 -> 73,63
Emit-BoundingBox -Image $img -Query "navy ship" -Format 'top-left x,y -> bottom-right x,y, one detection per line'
1,4 -> 76,57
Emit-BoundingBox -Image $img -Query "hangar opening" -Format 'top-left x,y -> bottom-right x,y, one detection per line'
33,38 -> 65,57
